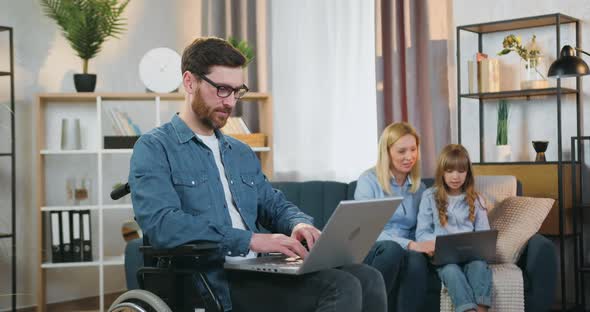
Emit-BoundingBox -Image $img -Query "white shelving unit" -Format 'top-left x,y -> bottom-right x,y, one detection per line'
35,92 -> 273,311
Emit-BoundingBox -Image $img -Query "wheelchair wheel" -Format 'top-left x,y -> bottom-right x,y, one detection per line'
108,289 -> 172,312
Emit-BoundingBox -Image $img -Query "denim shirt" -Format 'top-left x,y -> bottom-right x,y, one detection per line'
129,115 -> 313,311
354,168 -> 426,249
415,187 -> 490,242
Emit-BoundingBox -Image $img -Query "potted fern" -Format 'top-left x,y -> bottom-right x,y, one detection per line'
40,0 -> 130,92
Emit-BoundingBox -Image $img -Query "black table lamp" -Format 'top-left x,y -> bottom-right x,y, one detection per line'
548,45 -> 590,78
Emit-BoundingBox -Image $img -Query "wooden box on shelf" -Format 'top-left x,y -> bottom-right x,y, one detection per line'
229,133 -> 266,147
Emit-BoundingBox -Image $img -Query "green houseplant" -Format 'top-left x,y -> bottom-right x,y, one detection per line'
496,99 -> 509,146
228,36 -> 255,66
228,37 -> 254,84
40,0 -> 130,92
495,99 -> 511,161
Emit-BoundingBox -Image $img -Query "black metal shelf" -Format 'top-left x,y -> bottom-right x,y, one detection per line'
474,161 -> 562,165
459,13 -> 577,34
457,13 -> 581,312
572,137 -> 590,310
474,160 -> 583,166
460,87 -> 578,100
0,25 -> 16,312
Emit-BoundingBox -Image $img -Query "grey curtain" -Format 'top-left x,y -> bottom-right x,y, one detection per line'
200,0 -> 271,132
376,0 -> 452,176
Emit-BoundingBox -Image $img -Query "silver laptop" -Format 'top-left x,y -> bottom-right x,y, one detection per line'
431,229 -> 498,266
223,197 -> 402,275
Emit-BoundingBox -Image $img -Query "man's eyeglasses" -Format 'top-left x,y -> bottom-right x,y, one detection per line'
196,73 -> 249,99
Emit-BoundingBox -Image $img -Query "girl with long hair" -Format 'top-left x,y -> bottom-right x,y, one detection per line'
416,144 -> 492,312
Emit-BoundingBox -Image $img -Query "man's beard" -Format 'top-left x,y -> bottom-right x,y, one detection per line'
191,91 -> 232,130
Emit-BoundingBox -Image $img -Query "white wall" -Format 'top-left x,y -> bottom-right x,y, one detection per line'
452,0 -> 590,162
0,0 -> 204,308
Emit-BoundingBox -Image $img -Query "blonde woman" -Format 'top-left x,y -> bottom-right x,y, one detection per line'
355,122 -> 433,312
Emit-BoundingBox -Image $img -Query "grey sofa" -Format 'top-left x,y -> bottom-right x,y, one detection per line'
124,178 -> 557,311
270,179 -> 557,312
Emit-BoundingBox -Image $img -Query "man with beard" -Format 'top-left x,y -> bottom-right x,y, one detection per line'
128,37 -> 387,312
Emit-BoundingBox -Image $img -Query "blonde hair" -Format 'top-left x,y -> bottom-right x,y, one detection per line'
375,122 -> 421,195
433,144 -> 477,227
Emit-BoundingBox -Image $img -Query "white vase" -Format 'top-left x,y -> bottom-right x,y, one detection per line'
495,145 -> 512,162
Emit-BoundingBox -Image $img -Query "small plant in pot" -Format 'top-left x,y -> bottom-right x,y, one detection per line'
40,0 -> 130,92
228,36 -> 254,83
495,99 -> 511,162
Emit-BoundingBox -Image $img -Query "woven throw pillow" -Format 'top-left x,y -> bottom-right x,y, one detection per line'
475,175 -> 517,214
488,196 -> 554,263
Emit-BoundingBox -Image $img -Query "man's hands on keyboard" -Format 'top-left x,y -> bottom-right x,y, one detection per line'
291,223 -> 322,250
250,233 -> 309,258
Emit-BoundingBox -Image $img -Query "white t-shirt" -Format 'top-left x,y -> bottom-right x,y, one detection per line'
195,133 -> 257,260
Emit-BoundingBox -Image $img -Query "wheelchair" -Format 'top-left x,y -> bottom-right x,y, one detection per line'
108,183 -> 224,312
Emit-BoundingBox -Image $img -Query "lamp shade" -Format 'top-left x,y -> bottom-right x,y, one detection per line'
548,45 -> 590,78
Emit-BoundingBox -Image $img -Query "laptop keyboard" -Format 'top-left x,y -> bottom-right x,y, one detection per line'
266,256 -> 303,266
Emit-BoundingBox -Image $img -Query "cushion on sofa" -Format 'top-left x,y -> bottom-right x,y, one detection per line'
488,196 -> 554,263
475,175 -> 517,213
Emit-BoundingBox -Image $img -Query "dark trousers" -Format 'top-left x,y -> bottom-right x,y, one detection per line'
227,263 -> 387,312
364,240 -> 429,312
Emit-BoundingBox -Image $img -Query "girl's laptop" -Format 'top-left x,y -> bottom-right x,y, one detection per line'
224,197 -> 402,275
431,229 -> 498,266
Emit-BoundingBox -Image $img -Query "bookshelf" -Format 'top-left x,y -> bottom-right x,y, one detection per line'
35,92 -> 273,311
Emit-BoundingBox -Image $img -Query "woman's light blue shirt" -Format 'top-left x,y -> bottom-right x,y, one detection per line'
416,187 -> 490,242
354,168 -> 426,249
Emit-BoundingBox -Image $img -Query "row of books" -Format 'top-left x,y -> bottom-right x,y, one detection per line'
106,107 -> 142,136
221,116 -> 251,134
50,210 -> 93,263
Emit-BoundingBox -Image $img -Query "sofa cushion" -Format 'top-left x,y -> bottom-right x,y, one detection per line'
475,175 -> 517,213
488,196 -> 554,263
271,181 -> 349,229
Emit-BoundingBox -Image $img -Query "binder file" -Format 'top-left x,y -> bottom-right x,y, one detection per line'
61,211 -> 73,262
81,210 -> 93,262
50,211 -> 63,263
71,211 -> 82,262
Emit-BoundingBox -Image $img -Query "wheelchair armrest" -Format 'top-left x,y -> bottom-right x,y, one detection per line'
134,241 -> 224,312
140,242 -> 219,257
